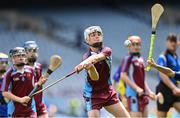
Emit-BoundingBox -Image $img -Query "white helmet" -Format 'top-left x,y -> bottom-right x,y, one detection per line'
84,26 -> 103,41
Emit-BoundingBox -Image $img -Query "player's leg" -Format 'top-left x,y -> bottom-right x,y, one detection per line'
156,82 -> 172,117
38,113 -> 48,118
157,111 -> 167,117
87,110 -> 100,118
173,101 -> 180,113
130,112 -> 142,117
142,105 -> 148,117
104,101 -> 130,117
35,96 -> 48,118
104,88 -> 130,117
127,96 -> 142,117
83,94 -> 102,118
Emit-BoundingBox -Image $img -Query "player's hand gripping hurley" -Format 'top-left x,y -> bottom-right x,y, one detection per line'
28,55 -> 62,97
146,3 -> 164,71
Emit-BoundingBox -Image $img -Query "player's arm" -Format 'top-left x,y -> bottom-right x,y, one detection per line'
75,47 -> 111,73
80,53 -> 107,80
159,73 -> 180,95
1,73 -> 30,104
156,57 -> 180,95
121,72 -> 143,96
120,57 -> 144,96
79,53 -> 107,67
145,82 -> 156,100
2,92 -> 30,104
147,59 -> 175,77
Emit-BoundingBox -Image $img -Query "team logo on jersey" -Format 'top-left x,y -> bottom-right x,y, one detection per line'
13,78 -> 20,81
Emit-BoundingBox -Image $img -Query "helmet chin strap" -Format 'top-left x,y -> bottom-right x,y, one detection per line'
27,57 -> 37,63
130,52 -> 141,57
15,63 -> 25,67
0,70 -> 6,74
84,42 -> 103,49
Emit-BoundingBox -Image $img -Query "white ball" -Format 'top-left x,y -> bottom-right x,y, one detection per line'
124,40 -> 131,47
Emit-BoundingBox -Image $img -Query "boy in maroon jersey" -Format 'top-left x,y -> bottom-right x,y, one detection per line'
24,41 -> 48,118
1,47 -> 36,117
75,26 -> 130,117
121,36 -> 155,117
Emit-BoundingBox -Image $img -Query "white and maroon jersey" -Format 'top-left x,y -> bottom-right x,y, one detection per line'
83,46 -> 112,95
32,62 -> 47,115
121,54 -> 145,97
33,62 -> 42,83
1,65 -> 36,115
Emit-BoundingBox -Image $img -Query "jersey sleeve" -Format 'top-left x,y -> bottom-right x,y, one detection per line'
157,55 -> 167,66
121,56 -> 131,73
101,47 -> 112,57
82,52 -> 89,61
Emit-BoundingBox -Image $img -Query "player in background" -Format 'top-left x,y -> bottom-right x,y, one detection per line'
1,47 -> 36,117
121,36 -> 155,117
75,26 -> 130,118
156,33 -> 180,117
0,53 -> 8,117
24,41 -> 48,118
112,66 -> 128,109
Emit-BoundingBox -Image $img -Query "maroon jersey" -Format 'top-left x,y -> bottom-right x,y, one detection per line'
1,65 -> 36,117
82,46 -> 120,111
121,54 -> 145,97
33,62 -> 42,82
83,46 -> 112,93
33,62 -> 47,116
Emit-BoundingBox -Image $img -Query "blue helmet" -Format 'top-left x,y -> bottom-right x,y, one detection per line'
24,41 -> 38,51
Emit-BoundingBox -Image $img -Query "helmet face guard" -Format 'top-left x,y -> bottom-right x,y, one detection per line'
9,47 -> 26,67
9,47 -> 26,58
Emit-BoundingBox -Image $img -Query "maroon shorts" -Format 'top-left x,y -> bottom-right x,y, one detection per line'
83,87 -> 119,111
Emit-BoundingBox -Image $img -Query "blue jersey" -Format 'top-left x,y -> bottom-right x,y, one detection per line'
112,66 -> 121,82
0,77 -> 8,117
158,51 -> 180,84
